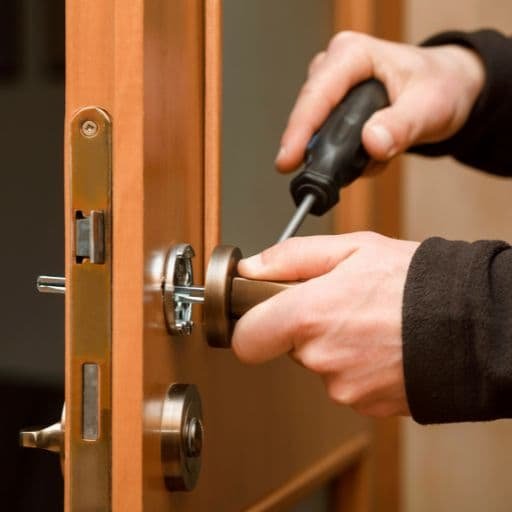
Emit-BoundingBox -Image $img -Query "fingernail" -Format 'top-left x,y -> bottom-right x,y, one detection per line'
368,124 -> 395,158
275,146 -> 287,163
238,254 -> 262,273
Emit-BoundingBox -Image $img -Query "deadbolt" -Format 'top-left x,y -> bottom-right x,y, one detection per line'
161,384 -> 204,492
162,244 -> 293,347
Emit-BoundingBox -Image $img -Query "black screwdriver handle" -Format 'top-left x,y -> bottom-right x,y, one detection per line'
290,79 -> 389,216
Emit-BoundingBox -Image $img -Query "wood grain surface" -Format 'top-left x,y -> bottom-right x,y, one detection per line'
66,1 -> 374,510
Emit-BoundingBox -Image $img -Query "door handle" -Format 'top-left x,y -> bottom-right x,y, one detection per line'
163,244 -> 296,348
19,405 -> 65,472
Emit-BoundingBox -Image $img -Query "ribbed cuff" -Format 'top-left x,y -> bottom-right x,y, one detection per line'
402,237 -> 512,424
410,30 -> 512,175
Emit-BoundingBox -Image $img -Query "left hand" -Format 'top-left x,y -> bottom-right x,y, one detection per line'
232,232 -> 419,418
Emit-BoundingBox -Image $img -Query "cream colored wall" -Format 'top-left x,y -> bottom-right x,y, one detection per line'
403,2 -> 512,511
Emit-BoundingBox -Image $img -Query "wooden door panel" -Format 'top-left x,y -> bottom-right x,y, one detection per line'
65,1 -> 401,510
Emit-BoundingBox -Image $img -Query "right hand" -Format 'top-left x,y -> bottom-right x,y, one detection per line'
276,31 -> 485,171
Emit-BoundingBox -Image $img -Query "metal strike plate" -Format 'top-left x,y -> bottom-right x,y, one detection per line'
161,384 -> 204,492
69,107 -> 112,511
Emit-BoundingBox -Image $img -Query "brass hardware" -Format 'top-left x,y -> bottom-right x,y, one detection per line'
204,246 -> 293,347
162,244 -> 196,335
80,120 -> 99,138
20,406 -> 65,454
161,384 -> 204,492
20,406 -> 65,471
68,106 -> 112,510
162,244 -> 294,348
230,277 -> 293,318
37,275 -> 66,294
75,209 -> 105,264
20,422 -> 63,452
204,245 -> 242,348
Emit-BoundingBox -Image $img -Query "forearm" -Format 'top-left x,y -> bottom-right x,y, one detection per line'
403,237 -> 512,424
410,30 -> 512,176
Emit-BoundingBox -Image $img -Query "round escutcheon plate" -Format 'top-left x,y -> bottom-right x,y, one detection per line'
161,383 -> 204,492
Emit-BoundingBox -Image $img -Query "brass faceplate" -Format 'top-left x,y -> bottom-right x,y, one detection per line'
68,107 -> 112,511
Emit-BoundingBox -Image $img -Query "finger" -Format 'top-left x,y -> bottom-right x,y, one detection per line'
232,278 -> 320,364
275,46 -> 374,173
238,234 -> 360,281
362,84 -> 440,160
308,51 -> 327,77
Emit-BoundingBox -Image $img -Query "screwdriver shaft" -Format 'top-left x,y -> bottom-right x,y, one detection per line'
277,193 -> 316,243
173,285 -> 205,303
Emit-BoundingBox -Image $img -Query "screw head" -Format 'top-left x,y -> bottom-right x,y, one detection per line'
185,417 -> 203,458
81,120 -> 99,138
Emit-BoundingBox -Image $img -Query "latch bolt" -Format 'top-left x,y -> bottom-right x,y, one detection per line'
75,210 -> 105,264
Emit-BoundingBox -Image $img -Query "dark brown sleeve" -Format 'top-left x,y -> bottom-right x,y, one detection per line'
409,29 -> 512,176
403,237 -> 512,424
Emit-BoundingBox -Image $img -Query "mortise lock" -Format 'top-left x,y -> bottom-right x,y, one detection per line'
163,244 -> 294,348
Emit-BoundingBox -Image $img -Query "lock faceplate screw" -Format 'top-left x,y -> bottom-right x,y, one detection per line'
81,120 -> 99,138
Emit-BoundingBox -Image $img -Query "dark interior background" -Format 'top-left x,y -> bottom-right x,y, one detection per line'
0,1 -> 64,510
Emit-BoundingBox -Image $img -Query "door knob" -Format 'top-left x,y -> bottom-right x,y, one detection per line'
163,244 -> 294,348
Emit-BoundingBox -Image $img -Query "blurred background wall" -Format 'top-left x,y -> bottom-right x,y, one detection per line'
402,1 -> 512,511
0,0 -> 65,509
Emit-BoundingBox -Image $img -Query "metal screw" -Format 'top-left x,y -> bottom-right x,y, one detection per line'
81,120 -> 98,138
185,417 -> 203,458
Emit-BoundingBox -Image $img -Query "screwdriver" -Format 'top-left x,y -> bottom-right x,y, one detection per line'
278,79 -> 389,242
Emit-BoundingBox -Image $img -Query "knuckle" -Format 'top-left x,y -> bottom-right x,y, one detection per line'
293,309 -> 321,343
299,348 -> 332,374
330,30 -> 362,50
327,382 -> 365,407
355,231 -> 382,245
300,82 -> 324,101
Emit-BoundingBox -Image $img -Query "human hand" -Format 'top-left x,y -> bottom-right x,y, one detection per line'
232,233 -> 420,417
276,32 -> 485,171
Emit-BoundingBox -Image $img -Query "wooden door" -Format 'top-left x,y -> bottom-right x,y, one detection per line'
64,1 -> 401,511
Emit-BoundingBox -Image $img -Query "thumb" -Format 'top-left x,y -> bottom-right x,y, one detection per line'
362,88 -> 427,161
238,234 -> 359,281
